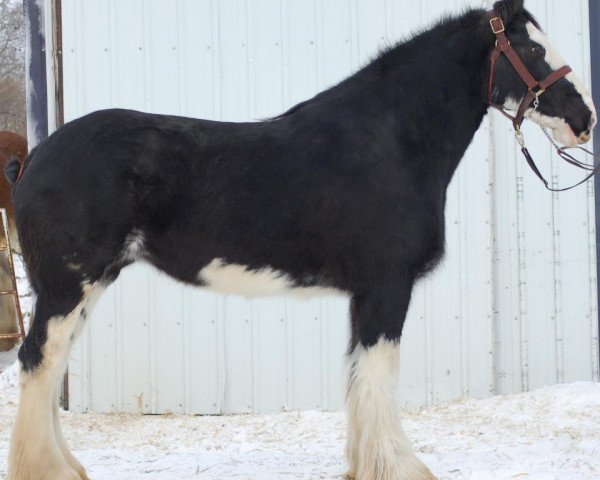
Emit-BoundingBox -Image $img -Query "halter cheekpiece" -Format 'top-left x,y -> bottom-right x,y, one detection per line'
487,11 -> 599,192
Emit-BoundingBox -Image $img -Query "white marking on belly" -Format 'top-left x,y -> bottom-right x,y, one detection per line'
198,258 -> 346,298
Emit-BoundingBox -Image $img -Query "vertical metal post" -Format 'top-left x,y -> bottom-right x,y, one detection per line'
590,0 -> 600,371
24,0 -> 49,148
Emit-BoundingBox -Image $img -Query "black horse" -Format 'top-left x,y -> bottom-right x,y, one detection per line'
7,1 -> 595,479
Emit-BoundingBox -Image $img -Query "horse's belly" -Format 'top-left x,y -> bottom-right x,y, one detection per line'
198,258 -> 346,299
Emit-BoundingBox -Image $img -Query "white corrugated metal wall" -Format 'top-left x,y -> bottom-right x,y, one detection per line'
60,0 -> 599,414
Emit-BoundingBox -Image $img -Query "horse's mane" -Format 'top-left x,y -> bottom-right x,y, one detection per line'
267,6 -> 542,122
267,8 -> 481,121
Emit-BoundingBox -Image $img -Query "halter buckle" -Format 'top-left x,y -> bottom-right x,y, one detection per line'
489,17 -> 505,34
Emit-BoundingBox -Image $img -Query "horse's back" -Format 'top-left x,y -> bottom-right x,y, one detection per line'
11,108 -> 285,286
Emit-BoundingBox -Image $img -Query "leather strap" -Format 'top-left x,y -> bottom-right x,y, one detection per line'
521,145 -> 600,192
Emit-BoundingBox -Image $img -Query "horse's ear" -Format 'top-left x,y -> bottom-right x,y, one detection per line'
493,0 -> 524,24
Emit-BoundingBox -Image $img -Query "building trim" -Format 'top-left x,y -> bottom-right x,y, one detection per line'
590,0 -> 600,371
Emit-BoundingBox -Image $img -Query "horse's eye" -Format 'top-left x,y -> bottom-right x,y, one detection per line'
532,45 -> 546,56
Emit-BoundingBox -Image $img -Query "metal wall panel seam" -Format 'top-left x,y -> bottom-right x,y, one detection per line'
384,0 -> 392,43
182,288 -> 189,414
320,300 -> 328,411
349,0 -> 359,71
246,0 -> 255,121
315,0 -> 324,90
458,147 -> 469,396
280,0 -> 290,110
74,0 -> 84,118
509,123 -> 522,394
141,0 -> 152,113
419,2 -> 436,405
148,278 -> 157,413
487,113 -> 497,395
284,296 -> 293,411
216,297 -> 225,413
418,5 -> 434,408
106,0 -> 123,412
177,0 -> 187,117
250,3 -> 258,413
176,0 -> 189,414
72,0 -> 92,412
514,134 -> 528,392
546,0 -> 563,386
141,1 -> 156,413
208,1 -> 225,412
211,0 -> 222,120
246,0 -> 256,413
548,0 -> 562,385
251,300 -> 259,412
279,0 -> 291,410
62,0 -> 80,411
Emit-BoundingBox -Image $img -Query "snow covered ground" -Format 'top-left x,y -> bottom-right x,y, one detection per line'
1,259 -> 599,479
1,358 -> 599,480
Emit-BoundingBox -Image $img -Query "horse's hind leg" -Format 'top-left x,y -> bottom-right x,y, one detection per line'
52,385 -> 88,479
51,285 -> 104,480
8,282 -> 99,480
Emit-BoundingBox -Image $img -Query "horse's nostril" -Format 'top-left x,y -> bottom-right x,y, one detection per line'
579,131 -> 591,144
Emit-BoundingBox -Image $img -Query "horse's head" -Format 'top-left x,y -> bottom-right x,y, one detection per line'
488,0 -> 596,146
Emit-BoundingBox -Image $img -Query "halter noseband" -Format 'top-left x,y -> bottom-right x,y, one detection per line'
487,12 -> 600,192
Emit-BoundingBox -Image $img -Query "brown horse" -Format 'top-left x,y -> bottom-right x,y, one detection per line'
0,130 -> 27,351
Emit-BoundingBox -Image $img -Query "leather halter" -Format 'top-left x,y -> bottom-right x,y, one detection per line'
487,14 -> 571,133
487,12 -> 599,192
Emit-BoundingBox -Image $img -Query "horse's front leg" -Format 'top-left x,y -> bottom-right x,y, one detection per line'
345,282 -> 436,480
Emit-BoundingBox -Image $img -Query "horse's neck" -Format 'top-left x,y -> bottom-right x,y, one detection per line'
368,16 -> 491,182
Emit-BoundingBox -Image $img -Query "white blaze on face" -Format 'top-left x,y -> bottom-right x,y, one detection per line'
503,22 -> 596,147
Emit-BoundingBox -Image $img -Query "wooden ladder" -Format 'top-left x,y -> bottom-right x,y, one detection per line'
0,208 -> 25,343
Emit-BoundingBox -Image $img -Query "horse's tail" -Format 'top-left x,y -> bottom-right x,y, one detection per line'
4,145 -> 37,186
4,157 -> 21,185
